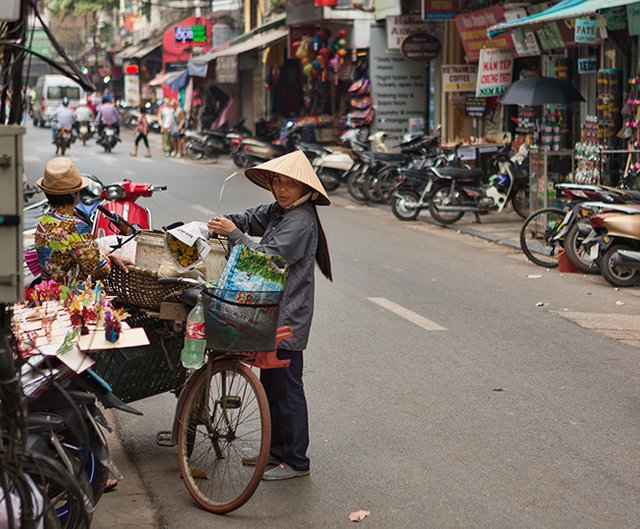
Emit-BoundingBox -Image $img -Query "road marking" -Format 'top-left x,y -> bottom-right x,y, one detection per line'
367,297 -> 447,331
191,204 -> 216,217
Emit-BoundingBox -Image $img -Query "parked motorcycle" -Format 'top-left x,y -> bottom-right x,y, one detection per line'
92,180 -> 167,238
185,119 -> 252,160
427,144 -> 530,224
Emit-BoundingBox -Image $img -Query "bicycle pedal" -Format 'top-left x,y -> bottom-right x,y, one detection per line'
156,430 -> 176,447
217,396 -> 242,409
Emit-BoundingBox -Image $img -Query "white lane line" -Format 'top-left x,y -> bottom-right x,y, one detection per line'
367,297 -> 447,331
191,204 -> 217,217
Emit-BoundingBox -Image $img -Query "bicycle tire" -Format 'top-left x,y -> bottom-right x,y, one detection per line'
519,207 -> 565,268
178,360 -> 270,514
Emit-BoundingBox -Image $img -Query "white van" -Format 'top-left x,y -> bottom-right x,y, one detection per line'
32,74 -> 84,127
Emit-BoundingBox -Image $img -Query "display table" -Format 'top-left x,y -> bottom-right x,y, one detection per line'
529,149 -> 574,211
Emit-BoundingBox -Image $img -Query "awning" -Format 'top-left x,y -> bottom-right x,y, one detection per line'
149,69 -> 189,89
149,71 -> 178,87
191,27 -> 288,65
488,0 -> 640,37
130,41 -> 162,60
119,44 -> 144,60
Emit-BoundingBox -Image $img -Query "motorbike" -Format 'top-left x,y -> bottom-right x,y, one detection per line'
77,121 -> 94,146
92,180 -> 167,238
55,126 -> 73,156
98,125 -> 120,153
427,144 -> 530,225
232,121 -> 297,168
184,119 -> 252,160
585,211 -> 640,287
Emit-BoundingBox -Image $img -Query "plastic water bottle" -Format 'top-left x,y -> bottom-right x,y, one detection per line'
180,295 -> 206,369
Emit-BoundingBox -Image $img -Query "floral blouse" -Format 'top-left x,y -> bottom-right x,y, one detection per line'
35,207 -> 111,285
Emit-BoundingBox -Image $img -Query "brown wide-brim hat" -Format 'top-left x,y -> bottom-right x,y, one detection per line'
37,157 -> 89,195
244,150 -> 331,206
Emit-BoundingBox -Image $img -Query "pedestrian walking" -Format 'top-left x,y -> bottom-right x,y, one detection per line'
158,97 -> 175,156
207,150 -> 332,481
171,99 -> 186,158
131,108 -> 151,158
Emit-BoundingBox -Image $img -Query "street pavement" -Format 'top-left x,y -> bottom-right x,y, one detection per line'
23,124 -> 640,528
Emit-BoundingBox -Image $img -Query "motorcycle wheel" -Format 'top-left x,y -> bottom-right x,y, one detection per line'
317,168 -> 341,192
564,223 -> 600,274
104,144 -> 111,153
82,138 -> 86,146
233,150 -> 249,168
428,186 -> 466,225
601,244 -> 640,287
511,187 -> 530,219
347,169 -> 367,202
362,171 -> 384,203
519,207 -> 565,268
60,144 -> 66,156
375,166 -> 401,203
186,143 -> 204,161
391,190 -> 421,221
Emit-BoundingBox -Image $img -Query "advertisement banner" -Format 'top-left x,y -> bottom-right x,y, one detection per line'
574,18 -> 597,44
370,25 -> 427,144
423,0 -> 459,20
386,15 -> 430,50
216,56 -> 238,84
124,74 -> 140,107
454,7 -> 512,63
442,64 -> 477,92
475,48 -> 513,97
503,9 -> 540,57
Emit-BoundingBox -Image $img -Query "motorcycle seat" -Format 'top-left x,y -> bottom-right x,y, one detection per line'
436,167 -> 483,182
363,152 -> 408,163
400,168 -> 431,180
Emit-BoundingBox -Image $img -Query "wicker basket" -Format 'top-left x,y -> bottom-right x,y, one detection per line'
91,311 -> 184,403
105,265 -> 184,311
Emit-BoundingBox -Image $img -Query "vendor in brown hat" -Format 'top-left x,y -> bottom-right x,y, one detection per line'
208,149 -> 332,481
34,157 -> 130,285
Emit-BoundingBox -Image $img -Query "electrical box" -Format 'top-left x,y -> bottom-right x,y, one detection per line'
0,126 -> 25,303
2,0 -> 21,21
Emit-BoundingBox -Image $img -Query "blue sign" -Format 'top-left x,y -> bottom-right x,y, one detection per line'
578,57 -> 597,75
575,18 -> 597,44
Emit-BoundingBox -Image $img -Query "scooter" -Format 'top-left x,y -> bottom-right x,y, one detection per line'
184,119 -> 252,160
587,211 -> 640,287
92,180 -> 167,238
427,144 -> 530,225
55,126 -> 73,156
98,125 -> 119,153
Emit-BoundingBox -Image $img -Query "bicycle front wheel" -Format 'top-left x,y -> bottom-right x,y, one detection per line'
178,360 -> 270,514
519,207 -> 565,268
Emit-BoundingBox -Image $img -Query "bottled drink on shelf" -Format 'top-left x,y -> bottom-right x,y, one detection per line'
180,295 -> 206,369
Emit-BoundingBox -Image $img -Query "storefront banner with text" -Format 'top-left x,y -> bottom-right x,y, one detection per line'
386,15 -> 431,50
442,64 -> 477,92
475,48 -> 513,97
503,9 -> 540,57
454,7 -> 512,63
423,0 -> 459,20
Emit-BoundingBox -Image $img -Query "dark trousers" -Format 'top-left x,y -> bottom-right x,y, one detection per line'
260,348 -> 310,471
135,132 -> 149,148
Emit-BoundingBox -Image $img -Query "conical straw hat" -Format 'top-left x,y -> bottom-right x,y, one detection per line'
244,150 -> 330,206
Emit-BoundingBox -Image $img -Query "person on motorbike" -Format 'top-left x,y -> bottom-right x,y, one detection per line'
96,96 -> 120,143
73,98 -> 94,136
51,97 -> 75,152
35,157 -> 131,285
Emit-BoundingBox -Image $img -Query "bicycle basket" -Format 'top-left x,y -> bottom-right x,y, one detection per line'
203,288 -> 282,353
105,265 -> 185,311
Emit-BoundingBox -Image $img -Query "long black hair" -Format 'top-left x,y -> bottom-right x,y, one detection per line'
313,205 -> 332,281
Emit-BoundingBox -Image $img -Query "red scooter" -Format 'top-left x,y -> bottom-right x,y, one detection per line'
92,180 -> 167,238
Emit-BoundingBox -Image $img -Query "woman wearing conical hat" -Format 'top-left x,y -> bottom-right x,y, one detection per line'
208,150 -> 332,481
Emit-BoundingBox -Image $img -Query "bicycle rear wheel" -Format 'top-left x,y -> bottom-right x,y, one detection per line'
178,360 -> 270,514
519,207 -> 565,268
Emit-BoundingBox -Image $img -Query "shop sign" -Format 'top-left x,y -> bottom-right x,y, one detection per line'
628,3 -> 640,36
475,48 -> 513,97
124,74 -> 140,107
400,32 -> 440,61
386,15 -> 429,50
604,7 -> 627,31
465,96 -> 487,117
578,57 -> 597,75
370,25 -> 427,144
574,18 -> 597,44
454,7 -> 512,63
174,25 -> 207,47
442,64 -> 477,92
423,0 -> 459,20
527,3 -> 564,50
503,9 -> 540,58
216,56 -> 237,84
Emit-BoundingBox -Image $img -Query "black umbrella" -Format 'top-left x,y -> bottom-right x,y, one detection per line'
500,76 -> 585,106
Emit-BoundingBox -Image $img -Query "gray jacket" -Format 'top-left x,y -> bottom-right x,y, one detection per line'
226,201 -> 318,351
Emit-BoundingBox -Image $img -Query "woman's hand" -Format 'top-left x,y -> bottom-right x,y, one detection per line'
109,253 -> 133,273
207,216 -> 237,237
